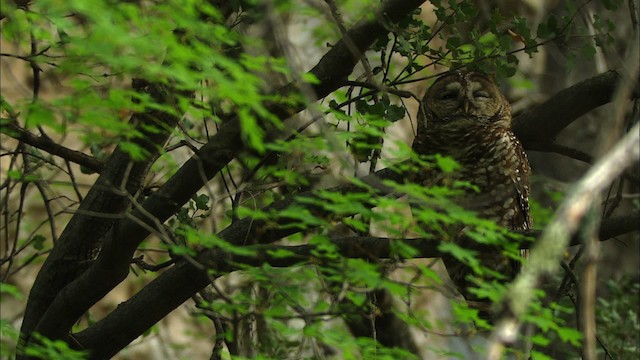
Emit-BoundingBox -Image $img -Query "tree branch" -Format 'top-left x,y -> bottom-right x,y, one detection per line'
21,79 -> 188,345
1,122 -> 105,173
513,69 -> 640,146
193,211 -> 640,266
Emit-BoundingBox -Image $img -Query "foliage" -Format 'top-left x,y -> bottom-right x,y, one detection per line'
21,334 -> 88,360
596,277 -> 640,359
0,0 -> 636,359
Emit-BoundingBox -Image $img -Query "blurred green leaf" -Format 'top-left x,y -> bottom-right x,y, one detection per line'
0,283 -> 23,300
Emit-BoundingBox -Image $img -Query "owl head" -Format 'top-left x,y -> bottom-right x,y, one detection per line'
419,70 -> 512,128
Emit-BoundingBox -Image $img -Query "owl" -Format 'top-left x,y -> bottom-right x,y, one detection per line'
411,70 -> 532,318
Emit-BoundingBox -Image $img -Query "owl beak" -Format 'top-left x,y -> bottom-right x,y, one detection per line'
463,100 -> 472,113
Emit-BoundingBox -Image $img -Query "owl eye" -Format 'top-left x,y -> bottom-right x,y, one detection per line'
473,91 -> 490,99
439,91 -> 458,100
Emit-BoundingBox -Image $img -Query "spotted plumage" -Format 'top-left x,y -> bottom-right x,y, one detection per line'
412,70 -> 532,317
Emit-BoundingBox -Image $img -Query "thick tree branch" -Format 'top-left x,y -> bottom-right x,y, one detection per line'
1,122 -> 105,173
513,69 -> 640,146
21,79 -> 188,345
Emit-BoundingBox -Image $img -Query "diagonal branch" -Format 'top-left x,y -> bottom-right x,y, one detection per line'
513,70 -> 640,146
1,122 -> 105,173
21,79 -> 188,344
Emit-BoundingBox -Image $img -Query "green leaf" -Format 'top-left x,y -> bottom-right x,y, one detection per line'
600,0 -> 620,10
451,301 -> 489,328
537,22 -> 550,38
382,279 -> 408,297
434,154 -> 460,173
182,227 -> 255,256
239,107 -> 265,153
386,104 -> 405,122
274,205 -> 327,229
266,248 -> 297,259
119,141 -> 149,161
7,169 -> 39,182
530,334 -> 550,347
580,43 -> 596,58
0,283 -> 23,300
556,326 -> 582,347
302,72 -> 320,85
193,194 -> 210,211
438,242 -> 480,273
345,258 -> 381,288
176,207 -> 191,224
0,96 -> 16,116
389,239 -> 419,258
32,234 -> 47,251
342,217 -> 369,233
530,350 -> 553,360
26,103 -> 58,131
417,263 -> 443,285
166,243 -> 197,257
373,33 -> 390,50
24,333 -> 88,360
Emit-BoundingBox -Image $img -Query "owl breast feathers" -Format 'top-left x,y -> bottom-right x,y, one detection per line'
411,71 -> 533,318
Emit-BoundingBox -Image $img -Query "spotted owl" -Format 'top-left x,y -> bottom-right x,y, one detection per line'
411,70 -> 532,317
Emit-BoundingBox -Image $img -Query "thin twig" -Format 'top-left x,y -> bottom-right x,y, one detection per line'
325,0 -> 377,85
131,256 -> 175,272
